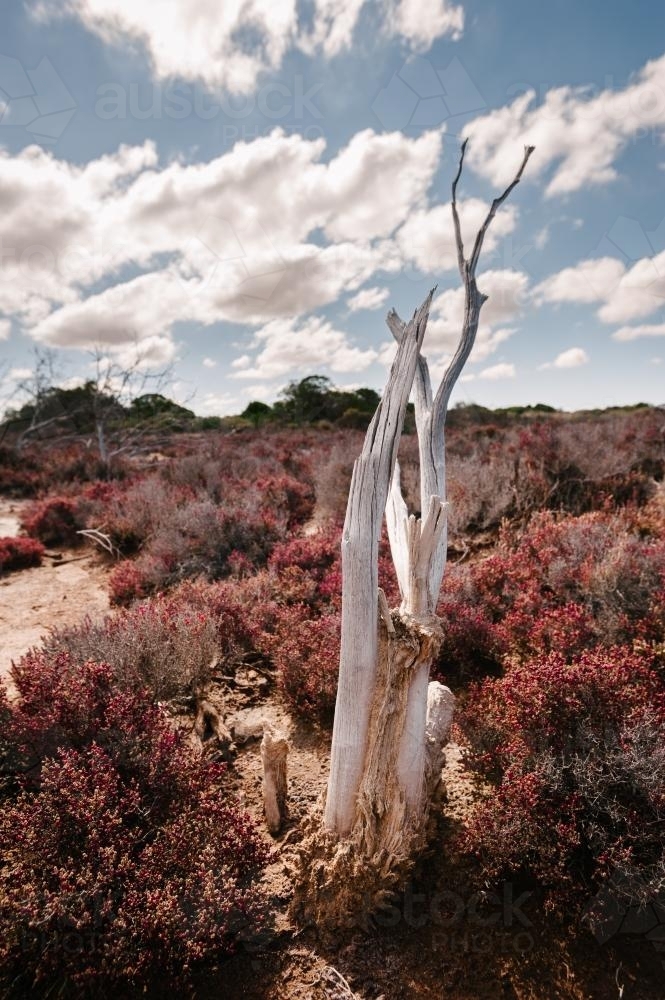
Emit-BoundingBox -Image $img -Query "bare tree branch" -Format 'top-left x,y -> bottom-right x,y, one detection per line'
469,144 -> 536,274
434,143 -> 535,431
451,138 -> 468,280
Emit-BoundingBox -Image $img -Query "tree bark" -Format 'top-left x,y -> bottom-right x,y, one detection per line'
261,723 -> 289,835
324,290 -> 435,836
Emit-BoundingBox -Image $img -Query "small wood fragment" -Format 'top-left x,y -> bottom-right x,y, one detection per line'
261,722 -> 289,834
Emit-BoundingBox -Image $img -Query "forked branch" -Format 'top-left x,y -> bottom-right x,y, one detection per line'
468,144 -> 535,274
385,141 -> 535,611
433,141 -> 535,431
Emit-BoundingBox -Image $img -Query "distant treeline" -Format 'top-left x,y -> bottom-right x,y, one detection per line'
235,375 -> 655,431
2,373 -> 656,443
238,376 -> 381,428
0,382 -> 200,444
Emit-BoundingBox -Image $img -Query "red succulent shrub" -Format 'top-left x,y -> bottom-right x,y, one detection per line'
268,529 -> 342,611
460,646 -> 663,773
458,646 -> 665,909
20,496 -> 84,546
257,603 -> 340,719
434,600 -> 505,685
496,602 -> 597,665
438,509 -> 665,676
101,480 -> 285,602
0,446 -> 43,496
0,536 -> 45,573
255,474 -> 316,529
0,656 -> 268,996
108,557 -> 156,606
269,530 -> 339,580
165,578 -> 260,668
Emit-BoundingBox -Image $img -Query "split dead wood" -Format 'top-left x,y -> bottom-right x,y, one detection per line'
296,142 -> 535,931
261,722 -> 289,835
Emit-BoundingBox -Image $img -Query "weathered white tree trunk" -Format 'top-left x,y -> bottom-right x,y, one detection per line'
324,289 -> 435,836
298,142 -> 534,929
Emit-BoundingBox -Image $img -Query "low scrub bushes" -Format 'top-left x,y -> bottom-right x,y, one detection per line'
420,406 -> 665,541
436,510 -> 665,681
252,474 -> 315,529
89,477 -> 285,603
20,496 -> 84,547
108,556 -> 159,605
0,655 -> 268,997
434,600 -> 505,685
149,500 -> 281,580
85,478 -> 192,555
0,444 -> 113,497
169,577 -> 268,663
0,536 -> 44,573
268,530 -> 342,612
0,446 -> 42,496
458,647 -> 665,909
253,527 -> 399,719
257,603 -> 341,719
43,597 -> 220,702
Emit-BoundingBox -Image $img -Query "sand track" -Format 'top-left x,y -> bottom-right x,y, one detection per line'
0,500 -> 110,682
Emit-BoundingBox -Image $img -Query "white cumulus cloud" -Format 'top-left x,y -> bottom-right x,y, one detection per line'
32,0 -> 465,94
426,269 -> 528,361
347,286 -> 390,311
0,128 -> 440,357
397,198 -> 518,276
612,323 -> 665,341
230,315 -> 377,380
384,0 -> 464,48
534,251 -> 665,325
464,53 -> 665,195
478,362 -> 515,380
539,347 -> 590,370
533,258 -> 626,306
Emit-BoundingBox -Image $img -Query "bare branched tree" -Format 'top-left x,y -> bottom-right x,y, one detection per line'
0,349 -> 67,449
0,342 -> 179,472
296,141 -> 535,929
88,348 -> 176,471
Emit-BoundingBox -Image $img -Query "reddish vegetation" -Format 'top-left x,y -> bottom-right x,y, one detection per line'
435,508 -> 665,681
0,406 -> 663,996
459,648 -> 665,908
44,597 -> 220,701
0,536 -> 45,574
0,443 -> 119,498
20,496 -> 84,546
0,655 -> 268,996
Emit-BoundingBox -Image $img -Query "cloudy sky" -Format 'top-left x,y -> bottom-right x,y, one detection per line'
1,0 -> 664,415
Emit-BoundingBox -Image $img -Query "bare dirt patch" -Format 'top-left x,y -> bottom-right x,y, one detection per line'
0,500 -> 110,683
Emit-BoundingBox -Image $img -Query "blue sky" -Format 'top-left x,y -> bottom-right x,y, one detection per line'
0,0 -> 664,415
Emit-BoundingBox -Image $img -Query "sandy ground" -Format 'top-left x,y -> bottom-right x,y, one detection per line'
0,500 -> 110,683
